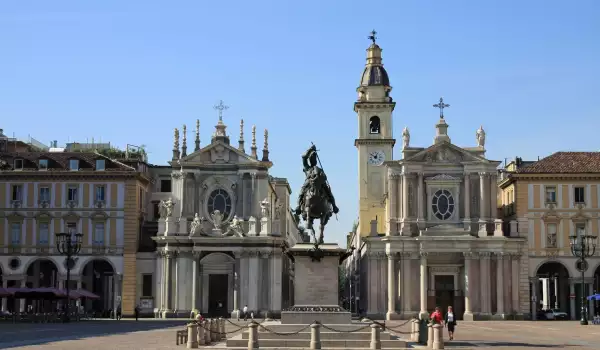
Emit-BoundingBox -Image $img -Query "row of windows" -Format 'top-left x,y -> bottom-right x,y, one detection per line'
544,186 -> 587,205
545,222 -> 586,248
10,184 -> 106,203
8,221 -> 107,245
13,158 -> 106,171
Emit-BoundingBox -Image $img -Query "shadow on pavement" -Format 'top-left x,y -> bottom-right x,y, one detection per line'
446,341 -> 574,348
0,319 -> 188,348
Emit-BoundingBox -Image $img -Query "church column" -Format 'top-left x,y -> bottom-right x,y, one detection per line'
419,253 -> 428,318
240,173 -> 248,219
479,252 -> 491,316
397,176 -> 403,223
164,252 -> 173,312
511,255 -> 520,315
496,253 -> 505,317
489,173 -> 498,221
478,172 -> 488,236
401,172 -> 411,235
269,251 -> 282,315
248,251 -> 260,312
463,252 -> 474,320
416,172 -> 424,226
402,255 -> 413,315
387,171 -> 398,236
386,253 -> 396,319
463,172 -> 471,230
191,252 -> 199,311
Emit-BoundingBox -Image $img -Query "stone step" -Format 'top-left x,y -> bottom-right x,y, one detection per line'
226,338 -> 407,349
227,348 -> 411,350
240,331 -> 392,340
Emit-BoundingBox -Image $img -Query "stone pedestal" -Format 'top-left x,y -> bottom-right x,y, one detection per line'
260,217 -> 271,236
281,243 -> 351,324
165,217 -> 176,235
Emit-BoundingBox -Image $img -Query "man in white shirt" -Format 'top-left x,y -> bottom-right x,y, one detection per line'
243,305 -> 248,321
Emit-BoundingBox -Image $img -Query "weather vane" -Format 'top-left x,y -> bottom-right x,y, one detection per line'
433,97 -> 450,118
213,100 -> 229,121
368,29 -> 377,43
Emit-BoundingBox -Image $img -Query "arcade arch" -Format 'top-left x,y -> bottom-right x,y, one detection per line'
26,258 -> 59,288
200,252 -> 234,318
535,261 -> 570,316
81,259 -> 115,316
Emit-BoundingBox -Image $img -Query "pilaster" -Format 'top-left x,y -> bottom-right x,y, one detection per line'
463,172 -> 472,231
479,252 -> 491,317
419,252 -> 428,319
463,252 -> 475,320
493,253 -> 506,319
416,172 -> 425,229
478,172 -> 488,237
386,253 -> 398,320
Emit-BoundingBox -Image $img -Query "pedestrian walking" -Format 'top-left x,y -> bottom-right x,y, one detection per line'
134,305 -> 140,321
444,306 -> 457,340
243,305 -> 248,321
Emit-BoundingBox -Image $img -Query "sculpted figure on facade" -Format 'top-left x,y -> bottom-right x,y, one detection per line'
227,215 -> 244,236
159,198 -> 175,218
476,125 -> 486,147
402,127 -> 410,149
260,198 -> 270,218
211,210 -> 224,229
189,213 -> 204,236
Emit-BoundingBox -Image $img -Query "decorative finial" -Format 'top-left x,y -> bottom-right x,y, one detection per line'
213,100 -> 229,121
181,125 -> 187,157
195,119 -> 200,151
263,129 -> 269,150
433,97 -> 450,118
238,119 -> 245,152
251,125 -> 257,159
172,128 -> 180,160
368,30 -> 377,43
262,128 -> 270,162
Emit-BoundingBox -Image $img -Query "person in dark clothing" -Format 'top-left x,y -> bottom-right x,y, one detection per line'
134,305 -> 140,321
444,306 -> 457,340
116,306 -> 122,320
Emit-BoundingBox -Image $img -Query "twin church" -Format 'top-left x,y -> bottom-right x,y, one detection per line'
347,34 -> 529,320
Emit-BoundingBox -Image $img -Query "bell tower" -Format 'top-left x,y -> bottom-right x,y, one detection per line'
354,30 -> 396,236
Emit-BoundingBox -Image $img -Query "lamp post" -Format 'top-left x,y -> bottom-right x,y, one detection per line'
569,233 -> 597,325
56,232 -> 83,323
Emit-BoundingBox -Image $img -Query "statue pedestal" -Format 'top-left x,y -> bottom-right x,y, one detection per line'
165,217 -> 176,236
281,243 -> 351,324
260,217 -> 271,236
211,228 -> 223,236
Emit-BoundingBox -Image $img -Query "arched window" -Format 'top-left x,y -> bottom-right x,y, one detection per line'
369,116 -> 381,134
207,188 -> 232,219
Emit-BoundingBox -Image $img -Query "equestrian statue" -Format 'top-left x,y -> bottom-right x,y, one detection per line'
295,144 -> 339,247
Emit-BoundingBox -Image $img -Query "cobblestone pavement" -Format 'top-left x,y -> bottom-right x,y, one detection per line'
1,319 -> 600,349
386,319 -> 600,349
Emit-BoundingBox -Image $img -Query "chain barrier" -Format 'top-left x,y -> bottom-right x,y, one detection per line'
194,320 -> 246,335
257,323 -> 312,336
320,323 -> 372,333
225,317 -> 268,328
360,317 -> 417,334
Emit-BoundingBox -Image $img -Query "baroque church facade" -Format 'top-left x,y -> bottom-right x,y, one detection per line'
137,106 -> 304,318
347,37 -> 530,320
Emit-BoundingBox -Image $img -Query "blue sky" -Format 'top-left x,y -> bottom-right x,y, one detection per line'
1,1 -> 599,246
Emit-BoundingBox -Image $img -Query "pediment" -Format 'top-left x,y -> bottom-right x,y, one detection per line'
426,174 -> 461,181
178,141 -> 261,165
404,142 -> 488,164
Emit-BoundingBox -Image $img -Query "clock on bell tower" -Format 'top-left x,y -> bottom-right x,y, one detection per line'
354,31 -> 396,236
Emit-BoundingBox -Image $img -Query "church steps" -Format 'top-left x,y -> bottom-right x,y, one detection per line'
226,338 -> 407,348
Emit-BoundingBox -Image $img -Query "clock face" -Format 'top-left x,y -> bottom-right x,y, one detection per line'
368,150 -> 385,166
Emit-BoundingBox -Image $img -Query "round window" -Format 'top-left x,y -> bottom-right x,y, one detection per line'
207,189 -> 232,220
432,189 -> 455,220
9,257 -> 20,270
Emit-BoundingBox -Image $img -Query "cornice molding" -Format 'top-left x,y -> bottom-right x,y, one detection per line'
355,139 -> 396,147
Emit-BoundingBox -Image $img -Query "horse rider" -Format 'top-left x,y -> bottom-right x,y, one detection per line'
294,145 -> 339,216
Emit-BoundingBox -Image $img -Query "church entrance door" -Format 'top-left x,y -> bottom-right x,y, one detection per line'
208,274 -> 229,318
434,275 -> 455,315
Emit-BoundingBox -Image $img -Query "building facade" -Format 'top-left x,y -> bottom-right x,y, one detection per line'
0,135 -> 150,316
139,112 -> 302,318
347,37 -> 529,320
499,153 -> 600,320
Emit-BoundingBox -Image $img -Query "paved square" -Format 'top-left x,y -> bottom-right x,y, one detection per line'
0,319 -> 599,349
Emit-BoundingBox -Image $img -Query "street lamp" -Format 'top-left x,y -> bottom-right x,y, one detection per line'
55,232 -> 83,323
569,233 -> 597,325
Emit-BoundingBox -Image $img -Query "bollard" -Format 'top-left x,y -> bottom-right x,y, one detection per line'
211,319 -> 218,342
310,322 -> 321,350
187,323 -> 199,349
219,317 -> 226,340
427,324 -> 433,348
197,321 -> 205,346
411,319 -> 419,342
248,321 -> 259,350
432,324 -> 444,349
203,320 -> 211,344
369,323 -> 381,350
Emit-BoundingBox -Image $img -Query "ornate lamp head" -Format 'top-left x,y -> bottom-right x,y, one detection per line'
55,232 -> 83,255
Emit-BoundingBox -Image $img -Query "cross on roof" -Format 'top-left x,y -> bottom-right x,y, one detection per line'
368,30 -> 377,44
213,100 -> 229,121
433,97 -> 450,118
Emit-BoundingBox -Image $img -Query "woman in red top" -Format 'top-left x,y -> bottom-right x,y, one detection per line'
430,307 -> 443,324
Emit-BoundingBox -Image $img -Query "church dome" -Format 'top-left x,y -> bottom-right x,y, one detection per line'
360,65 -> 390,86
360,42 -> 390,87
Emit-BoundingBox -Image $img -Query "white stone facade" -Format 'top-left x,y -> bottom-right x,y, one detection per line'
139,112 -> 302,318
